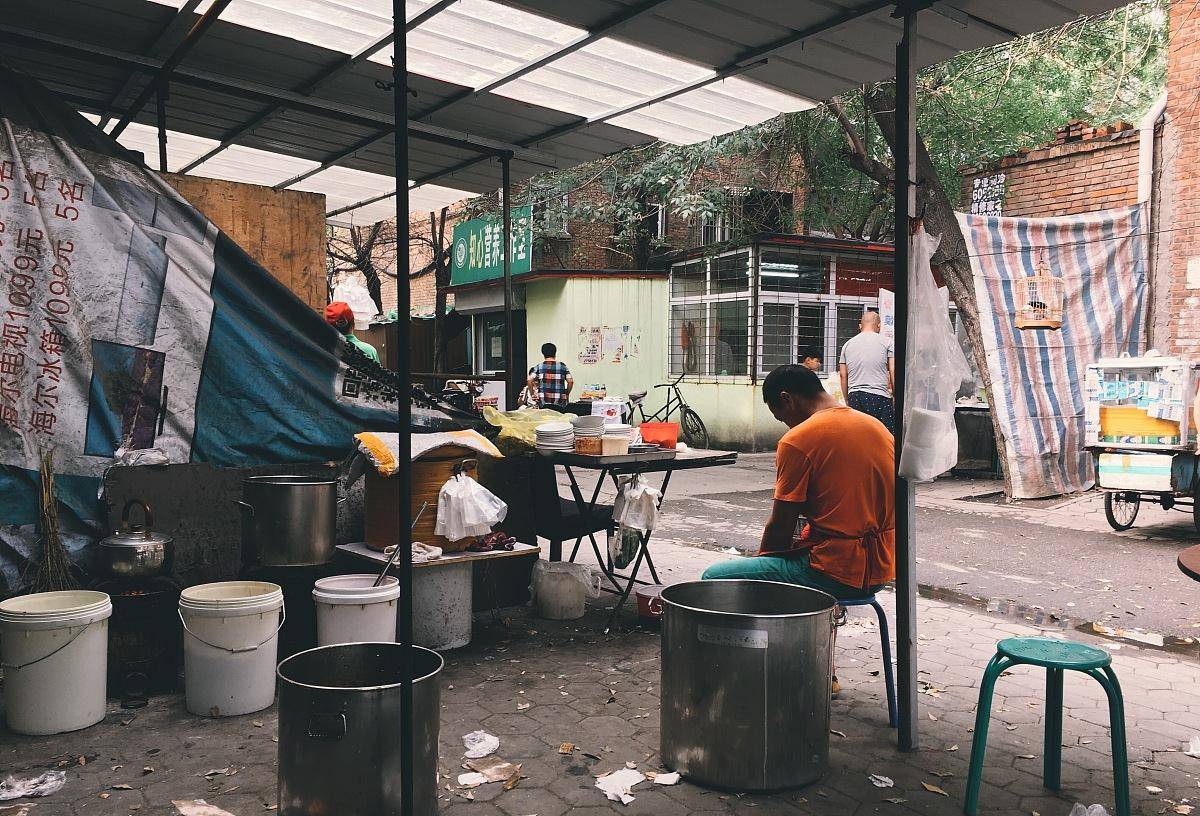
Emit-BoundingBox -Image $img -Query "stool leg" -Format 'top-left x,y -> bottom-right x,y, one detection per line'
1044,668 -> 1063,790
1088,667 -> 1131,816
965,654 -> 1013,816
870,599 -> 898,728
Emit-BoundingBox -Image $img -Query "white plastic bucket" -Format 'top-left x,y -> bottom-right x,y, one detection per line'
0,590 -> 113,735
531,562 -> 601,620
313,574 -> 400,646
179,581 -> 284,717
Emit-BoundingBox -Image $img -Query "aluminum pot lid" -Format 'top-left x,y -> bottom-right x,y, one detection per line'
101,528 -> 172,547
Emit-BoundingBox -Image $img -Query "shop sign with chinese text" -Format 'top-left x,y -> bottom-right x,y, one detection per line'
450,206 -> 532,286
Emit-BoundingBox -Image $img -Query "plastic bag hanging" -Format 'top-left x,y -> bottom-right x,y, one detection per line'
613,474 -> 662,533
898,226 -> 973,482
434,471 -> 508,542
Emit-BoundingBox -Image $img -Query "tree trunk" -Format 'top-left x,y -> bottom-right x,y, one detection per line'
864,84 -> 1013,495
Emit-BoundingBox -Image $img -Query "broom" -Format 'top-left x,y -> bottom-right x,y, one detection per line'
31,449 -> 77,593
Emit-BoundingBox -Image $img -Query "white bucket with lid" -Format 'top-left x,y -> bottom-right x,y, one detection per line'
313,574 -> 401,646
179,581 -> 284,717
0,590 -> 113,735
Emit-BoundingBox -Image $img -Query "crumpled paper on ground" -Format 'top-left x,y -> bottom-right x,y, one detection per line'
172,801 -> 237,816
0,772 -> 65,801
595,768 -> 645,805
462,730 -> 499,759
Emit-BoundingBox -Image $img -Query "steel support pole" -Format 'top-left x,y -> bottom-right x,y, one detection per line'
155,82 -> 168,173
394,2 -> 415,813
893,5 -> 919,752
501,154 -> 516,407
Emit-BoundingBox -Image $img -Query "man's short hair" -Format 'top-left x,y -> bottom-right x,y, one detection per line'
541,342 -> 557,358
763,365 -> 825,404
800,346 -> 823,362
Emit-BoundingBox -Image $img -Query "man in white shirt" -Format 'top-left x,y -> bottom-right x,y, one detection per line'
838,311 -> 894,433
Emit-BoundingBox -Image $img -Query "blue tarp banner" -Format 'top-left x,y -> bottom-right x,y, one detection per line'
0,63 -> 397,526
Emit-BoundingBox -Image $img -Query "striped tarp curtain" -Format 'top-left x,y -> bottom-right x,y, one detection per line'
956,205 -> 1148,499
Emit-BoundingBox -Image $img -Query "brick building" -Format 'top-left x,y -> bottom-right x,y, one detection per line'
960,120 -> 1140,219
957,1 -> 1200,360
1157,0 -> 1200,358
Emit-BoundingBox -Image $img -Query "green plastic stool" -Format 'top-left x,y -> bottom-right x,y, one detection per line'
963,637 -> 1129,816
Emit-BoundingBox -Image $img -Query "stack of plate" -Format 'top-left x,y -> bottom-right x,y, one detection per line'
535,421 -> 575,453
571,415 -> 606,439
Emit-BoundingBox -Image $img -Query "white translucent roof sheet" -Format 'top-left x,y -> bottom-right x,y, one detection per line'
407,3 -> 815,145
149,0 -> 393,64
81,115 -> 473,225
151,0 -> 811,147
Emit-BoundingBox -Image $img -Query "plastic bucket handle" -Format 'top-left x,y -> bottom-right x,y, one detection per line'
178,606 -> 287,654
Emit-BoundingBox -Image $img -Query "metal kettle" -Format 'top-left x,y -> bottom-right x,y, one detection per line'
98,499 -> 174,579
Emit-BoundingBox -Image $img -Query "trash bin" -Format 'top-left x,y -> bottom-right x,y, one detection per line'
660,580 -> 837,791
277,643 -> 443,815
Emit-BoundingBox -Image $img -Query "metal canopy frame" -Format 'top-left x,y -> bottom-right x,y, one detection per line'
0,0 -> 1126,809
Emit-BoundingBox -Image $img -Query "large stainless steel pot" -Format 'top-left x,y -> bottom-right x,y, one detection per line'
277,643 -> 443,816
99,499 -> 174,579
660,580 -> 836,791
239,476 -> 337,567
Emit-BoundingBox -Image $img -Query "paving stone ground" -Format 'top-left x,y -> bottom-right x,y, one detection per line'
2,542 -> 1199,815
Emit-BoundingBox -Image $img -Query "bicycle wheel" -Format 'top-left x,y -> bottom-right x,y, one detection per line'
1104,491 -> 1139,531
680,407 -> 709,450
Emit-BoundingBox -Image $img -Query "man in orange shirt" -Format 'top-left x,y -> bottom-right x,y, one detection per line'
702,364 -> 895,600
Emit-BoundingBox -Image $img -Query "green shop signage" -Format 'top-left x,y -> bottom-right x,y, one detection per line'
450,205 -> 533,286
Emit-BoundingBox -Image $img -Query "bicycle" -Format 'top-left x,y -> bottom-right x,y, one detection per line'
626,373 -> 710,449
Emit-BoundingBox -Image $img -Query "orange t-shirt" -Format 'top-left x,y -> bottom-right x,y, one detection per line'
764,406 -> 896,589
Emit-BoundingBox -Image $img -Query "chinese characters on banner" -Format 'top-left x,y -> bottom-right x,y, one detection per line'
0,120 -> 220,480
2,161 -> 86,448
448,206 -> 533,286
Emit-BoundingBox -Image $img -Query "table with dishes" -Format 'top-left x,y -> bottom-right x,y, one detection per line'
534,414 -> 737,630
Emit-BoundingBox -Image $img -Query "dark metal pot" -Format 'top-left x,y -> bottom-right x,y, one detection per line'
239,476 -> 337,567
98,499 -> 174,579
277,643 -> 443,816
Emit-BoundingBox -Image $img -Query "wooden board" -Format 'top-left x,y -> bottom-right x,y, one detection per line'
162,173 -> 327,311
338,541 -> 540,570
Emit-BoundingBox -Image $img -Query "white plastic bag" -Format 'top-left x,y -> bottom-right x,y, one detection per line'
530,561 -> 601,620
434,475 -> 508,542
1068,805 -> 1111,816
898,227 -> 973,481
613,475 -> 662,533
331,279 -> 379,329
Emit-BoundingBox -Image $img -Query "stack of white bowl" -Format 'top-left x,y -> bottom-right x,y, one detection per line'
571,415 -> 606,439
535,421 -> 575,452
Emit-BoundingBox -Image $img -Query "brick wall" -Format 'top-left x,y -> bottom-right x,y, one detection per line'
960,120 -> 1140,219
1163,0 -> 1200,356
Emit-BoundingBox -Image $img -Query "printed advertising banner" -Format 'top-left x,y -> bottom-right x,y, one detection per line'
0,64 -> 397,526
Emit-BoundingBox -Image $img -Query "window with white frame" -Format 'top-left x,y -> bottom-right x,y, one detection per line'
669,244 -> 891,379
668,250 -> 751,377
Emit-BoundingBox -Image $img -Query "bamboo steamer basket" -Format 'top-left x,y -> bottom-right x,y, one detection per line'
364,445 -> 479,553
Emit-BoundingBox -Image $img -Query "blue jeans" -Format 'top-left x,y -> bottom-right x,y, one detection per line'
701,551 -> 882,601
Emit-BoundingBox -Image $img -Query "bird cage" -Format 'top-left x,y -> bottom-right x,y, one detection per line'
1015,254 -> 1064,330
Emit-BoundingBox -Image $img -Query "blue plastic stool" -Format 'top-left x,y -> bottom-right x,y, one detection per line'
839,595 -> 897,728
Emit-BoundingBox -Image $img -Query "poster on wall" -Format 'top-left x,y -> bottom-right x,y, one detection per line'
0,63 -> 397,526
578,326 -> 602,364
878,289 -> 895,343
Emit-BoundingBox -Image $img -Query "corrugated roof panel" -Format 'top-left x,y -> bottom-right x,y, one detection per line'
147,0 -> 393,64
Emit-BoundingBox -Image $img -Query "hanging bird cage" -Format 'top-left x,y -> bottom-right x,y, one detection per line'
1015,254 -> 1064,330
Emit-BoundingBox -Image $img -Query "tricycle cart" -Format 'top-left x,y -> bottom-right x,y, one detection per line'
1085,356 -> 1200,532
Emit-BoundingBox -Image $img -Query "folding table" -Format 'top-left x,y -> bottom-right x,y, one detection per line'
538,448 -> 738,631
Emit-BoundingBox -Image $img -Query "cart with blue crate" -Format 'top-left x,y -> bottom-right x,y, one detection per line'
1085,356 -> 1200,531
